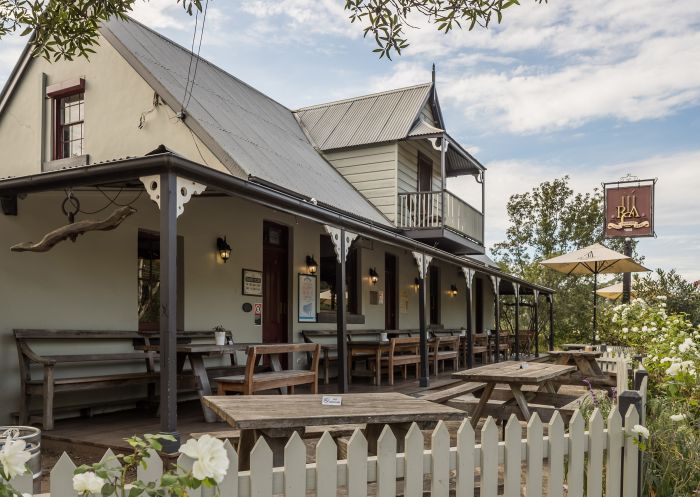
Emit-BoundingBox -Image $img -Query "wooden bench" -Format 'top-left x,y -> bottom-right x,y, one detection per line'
367,337 -> 420,386
429,335 -> 460,373
215,343 -> 320,395
14,329 -> 158,430
416,380 -> 487,403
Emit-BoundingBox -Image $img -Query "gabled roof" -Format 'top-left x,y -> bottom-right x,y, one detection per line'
98,17 -> 391,227
294,83 -> 434,150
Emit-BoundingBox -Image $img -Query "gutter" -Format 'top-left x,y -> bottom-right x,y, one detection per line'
0,154 -> 554,294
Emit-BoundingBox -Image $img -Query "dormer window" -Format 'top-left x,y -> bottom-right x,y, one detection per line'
46,78 -> 85,160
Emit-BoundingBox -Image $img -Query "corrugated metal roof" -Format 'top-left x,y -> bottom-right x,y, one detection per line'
102,18 -> 390,227
295,83 -> 432,150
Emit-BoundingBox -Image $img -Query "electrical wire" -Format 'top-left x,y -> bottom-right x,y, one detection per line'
183,0 -> 209,111
64,188 -> 144,216
181,9 -> 200,110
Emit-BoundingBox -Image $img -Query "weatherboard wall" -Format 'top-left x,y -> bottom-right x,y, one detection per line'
323,143 -> 399,222
397,139 -> 443,194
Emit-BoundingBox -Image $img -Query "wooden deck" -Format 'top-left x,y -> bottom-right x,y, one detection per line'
41,371 -> 460,456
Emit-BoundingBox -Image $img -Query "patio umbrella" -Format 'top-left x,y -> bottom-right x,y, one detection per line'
540,243 -> 649,342
596,282 -> 637,300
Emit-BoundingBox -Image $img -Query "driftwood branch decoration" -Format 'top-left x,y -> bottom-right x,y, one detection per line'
11,206 -> 136,253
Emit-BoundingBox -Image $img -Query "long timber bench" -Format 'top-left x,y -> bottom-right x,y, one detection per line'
14,329 -> 159,430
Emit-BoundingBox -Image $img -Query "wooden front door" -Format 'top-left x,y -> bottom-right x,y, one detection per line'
263,222 -> 289,345
384,253 -> 398,330
418,152 -> 433,192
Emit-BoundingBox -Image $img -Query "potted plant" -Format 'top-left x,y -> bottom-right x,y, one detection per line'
213,325 -> 227,346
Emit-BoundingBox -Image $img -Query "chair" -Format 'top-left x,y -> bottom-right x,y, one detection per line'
216,343 -> 320,395
429,336 -> 460,373
373,337 -> 421,386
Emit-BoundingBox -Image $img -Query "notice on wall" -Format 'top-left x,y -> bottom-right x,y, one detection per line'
254,303 -> 262,326
399,290 -> 409,314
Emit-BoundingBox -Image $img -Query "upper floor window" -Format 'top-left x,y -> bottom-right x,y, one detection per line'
46,78 -> 85,160
55,93 -> 84,159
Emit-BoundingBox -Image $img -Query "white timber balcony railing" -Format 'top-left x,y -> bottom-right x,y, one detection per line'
396,190 -> 484,244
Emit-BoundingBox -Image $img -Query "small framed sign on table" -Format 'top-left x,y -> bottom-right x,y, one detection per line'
298,273 -> 317,322
242,269 -> 263,296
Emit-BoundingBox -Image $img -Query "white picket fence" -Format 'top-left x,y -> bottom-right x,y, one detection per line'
11,408 -> 644,497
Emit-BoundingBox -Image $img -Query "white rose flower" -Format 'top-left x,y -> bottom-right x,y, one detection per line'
632,327 -> 639,332
670,414 -> 686,422
0,439 -> 31,479
179,434 -> 229,483
661,303 -> 667,307
631,425 -> 650,439
73,472 -> 106,494
622,327 -> 629,333
642,326 -> 648,332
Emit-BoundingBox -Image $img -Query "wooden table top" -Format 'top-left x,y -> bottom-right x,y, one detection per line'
203,393 -> 465,430
452,361 -> 576,384
561,343 -> 591,350
549,350 -> 603,358
137,343 -> 260,354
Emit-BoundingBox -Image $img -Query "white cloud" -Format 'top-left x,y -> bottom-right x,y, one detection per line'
368,0 -> 700,134
130,0 -> 190,30
448,149 -> 700,281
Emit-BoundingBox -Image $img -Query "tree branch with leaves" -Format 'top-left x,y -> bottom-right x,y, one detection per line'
344,0 -> 546,58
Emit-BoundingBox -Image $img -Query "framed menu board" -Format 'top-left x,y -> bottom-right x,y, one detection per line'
242,269 -> 263,296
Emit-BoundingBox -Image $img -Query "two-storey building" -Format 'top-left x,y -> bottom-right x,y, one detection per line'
0,17 -> 553,433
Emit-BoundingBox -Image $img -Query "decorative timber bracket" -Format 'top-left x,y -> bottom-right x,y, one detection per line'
324,225 -> 358,263
490,275 -> 501,296
461,267 -> 475,290
412,252 -> 433,279
140,175 -> 206,217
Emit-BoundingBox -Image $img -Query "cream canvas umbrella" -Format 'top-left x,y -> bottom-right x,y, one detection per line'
540,243 -> 649,342
596,282 -> 637,300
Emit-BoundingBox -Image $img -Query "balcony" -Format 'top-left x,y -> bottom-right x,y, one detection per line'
397,190 -> 484,255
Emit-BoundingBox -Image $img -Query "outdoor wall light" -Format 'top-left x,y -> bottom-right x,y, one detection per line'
216,236 -> 232,263
449,284 -> 459,297
306,255 -> 318,274
369,267 -> 379,285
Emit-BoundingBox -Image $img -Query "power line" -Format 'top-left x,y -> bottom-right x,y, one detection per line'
183,0 -> 209,111
181,9 -> 200,110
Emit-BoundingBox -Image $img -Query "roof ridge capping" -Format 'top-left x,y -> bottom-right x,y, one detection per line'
295,81 -> 432,112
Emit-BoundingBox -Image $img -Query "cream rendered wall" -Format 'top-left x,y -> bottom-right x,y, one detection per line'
0,34 -> 227,179
322,144 -> 398,222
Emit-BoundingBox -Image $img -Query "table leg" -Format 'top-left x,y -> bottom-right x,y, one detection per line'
510,385 -> 532,420
574,356 -> 603,378
542,381 -> 558,394
237,429 -> 257,471
188,354 -> 217,423
553,354 -> 570,365
375,349 -> 382,386
365,422 -> 411,454
470,382 -> 495,428
269,354 -> 287,394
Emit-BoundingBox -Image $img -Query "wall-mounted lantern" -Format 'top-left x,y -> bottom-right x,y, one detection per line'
369,267 -> 379,285
216,236 -> 232,263
306,255 -> 318,274
449,284 -> 459,297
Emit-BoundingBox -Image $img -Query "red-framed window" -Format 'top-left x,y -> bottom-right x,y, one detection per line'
47,78 -> 85,160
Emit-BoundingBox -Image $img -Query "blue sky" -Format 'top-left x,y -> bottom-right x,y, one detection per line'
1,0 -> 698,280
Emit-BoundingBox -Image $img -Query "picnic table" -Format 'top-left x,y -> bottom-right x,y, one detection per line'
204,393 -> 465,468
453,361 -> 576,427
561,343 -> 590,351
548,350 -> 616,389
137,343 -> 264,422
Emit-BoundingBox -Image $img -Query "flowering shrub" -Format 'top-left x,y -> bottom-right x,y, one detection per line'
73,434 -> 229,497
0,438 -> 31,497
599,296 -> 700,495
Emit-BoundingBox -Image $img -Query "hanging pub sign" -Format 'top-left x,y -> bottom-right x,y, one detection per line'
603,178 -> 656,238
